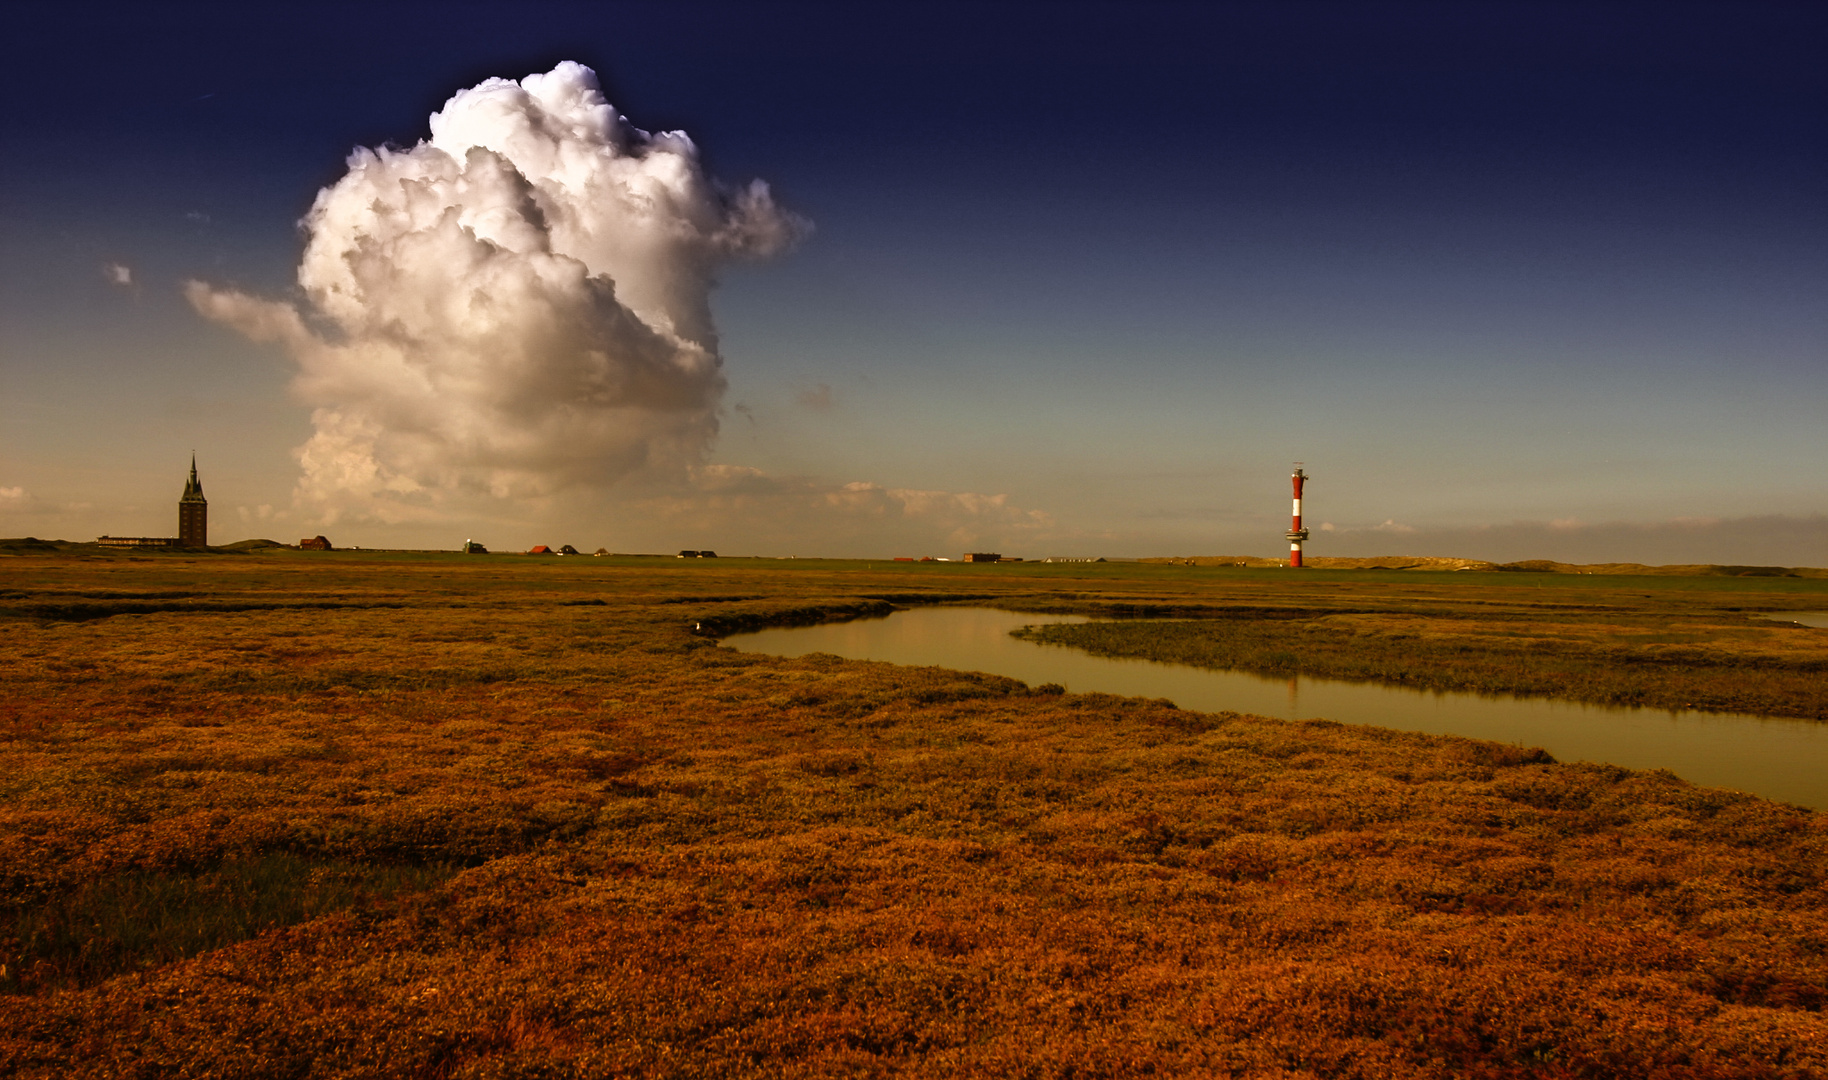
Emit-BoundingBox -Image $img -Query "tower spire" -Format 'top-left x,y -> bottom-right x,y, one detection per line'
182,453 -> 203,499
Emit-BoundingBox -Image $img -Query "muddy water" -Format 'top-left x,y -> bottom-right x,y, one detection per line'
1761,612 -> 1828,629
725,607 -> 1827,810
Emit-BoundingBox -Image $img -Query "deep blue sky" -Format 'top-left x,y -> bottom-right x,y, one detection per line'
3,1 -> 1824,560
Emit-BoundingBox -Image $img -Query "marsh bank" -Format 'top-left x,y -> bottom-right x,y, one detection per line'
727,606 -> 1828,809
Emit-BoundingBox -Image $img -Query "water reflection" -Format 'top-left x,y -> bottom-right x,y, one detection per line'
1759,611 -> 1828,629
726,607 -> 1827,810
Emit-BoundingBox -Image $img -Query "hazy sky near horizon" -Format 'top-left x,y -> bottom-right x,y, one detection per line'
2,1 -> 1824,563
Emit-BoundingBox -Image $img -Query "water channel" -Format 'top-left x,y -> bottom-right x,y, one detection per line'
1762,612 -> 1828,629
725,607 -> 1828,810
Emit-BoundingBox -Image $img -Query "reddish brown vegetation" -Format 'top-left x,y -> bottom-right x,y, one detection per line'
0,552 -> 1823,1078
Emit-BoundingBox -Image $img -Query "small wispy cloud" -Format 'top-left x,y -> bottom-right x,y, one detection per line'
1317,518 -> 1415,535
103,262 -> 132,286
795,383 -> 835,411
236,504 -> 283,524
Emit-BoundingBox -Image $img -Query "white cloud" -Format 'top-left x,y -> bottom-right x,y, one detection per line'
104,262 -> 131,286
189,61 -> 802,526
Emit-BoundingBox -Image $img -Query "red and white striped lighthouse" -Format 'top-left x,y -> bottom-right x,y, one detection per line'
1286,465 -> 1310,568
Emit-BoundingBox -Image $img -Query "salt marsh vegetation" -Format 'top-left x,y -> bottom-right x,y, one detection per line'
0,549 -> 1823,1078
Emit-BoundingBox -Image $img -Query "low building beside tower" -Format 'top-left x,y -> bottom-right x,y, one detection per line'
97,535 -> 181,548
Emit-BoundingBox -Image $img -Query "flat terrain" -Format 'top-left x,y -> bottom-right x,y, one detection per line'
1,551 -> 1825,1078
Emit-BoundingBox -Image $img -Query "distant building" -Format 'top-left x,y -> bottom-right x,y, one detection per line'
463,540 -> 489,554
964,552 -> 1002,563
179,455 -> 207,548
559,544 -> 580,555
676,550 -> 719,558
529,545 -> 554,555
96,456 -> 208,549
299,536 -> 333,551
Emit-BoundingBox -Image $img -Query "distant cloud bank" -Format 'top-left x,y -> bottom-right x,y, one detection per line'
634,466 -> 1056,555
1309,514 -> 1828,567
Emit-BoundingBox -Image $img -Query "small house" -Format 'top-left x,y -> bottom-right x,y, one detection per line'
299,536 -> 333,551
529,545 -> 554,555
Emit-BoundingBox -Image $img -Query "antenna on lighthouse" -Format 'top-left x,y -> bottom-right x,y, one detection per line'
1286,463 -> 1309,568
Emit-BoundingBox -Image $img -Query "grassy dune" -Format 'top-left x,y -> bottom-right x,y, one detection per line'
0,551 -> 1824,1078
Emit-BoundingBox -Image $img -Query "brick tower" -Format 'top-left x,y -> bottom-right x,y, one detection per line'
179,455 -> 207,548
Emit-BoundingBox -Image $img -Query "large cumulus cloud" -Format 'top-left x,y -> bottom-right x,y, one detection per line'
189,62 -> 799,522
